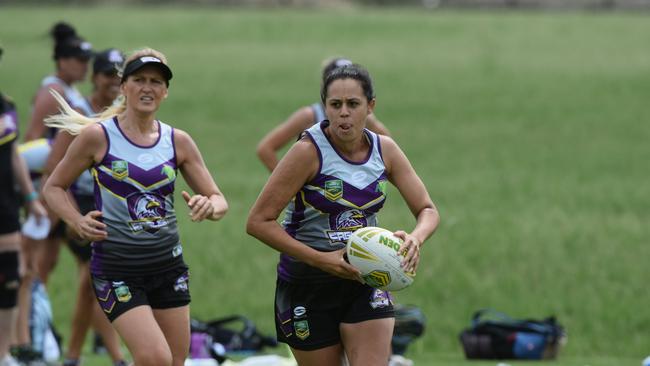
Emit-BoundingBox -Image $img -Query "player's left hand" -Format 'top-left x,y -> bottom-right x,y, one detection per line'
394,230 -> 421,275
182,191 -> 214,222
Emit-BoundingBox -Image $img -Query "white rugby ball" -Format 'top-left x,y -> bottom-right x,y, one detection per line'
346,226 -> 414,291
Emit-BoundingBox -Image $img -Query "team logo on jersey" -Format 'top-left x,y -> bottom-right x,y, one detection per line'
324,179 -> 343,201
137,153 -> 154,164
161,165 -> 176,181
126,192 -> 168,234
111,160 -> 129,181
326,209 -> 367,244
376,180 -> 388,195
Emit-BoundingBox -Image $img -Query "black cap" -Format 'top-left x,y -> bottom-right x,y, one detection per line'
93,48 -> 124,75
54,37 -> 93,60
121,56 -> 173,85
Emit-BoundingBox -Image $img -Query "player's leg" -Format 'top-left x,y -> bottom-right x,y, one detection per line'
340,318 -> 394,366
112,305 -> 172,366
153,306 -> 190,366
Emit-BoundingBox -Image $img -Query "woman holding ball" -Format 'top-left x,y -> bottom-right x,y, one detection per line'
246,64 -> 439,366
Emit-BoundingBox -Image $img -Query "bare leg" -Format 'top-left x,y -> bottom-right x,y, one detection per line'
152,306 -> 190,366
33,237 -> 61,286
0,308 -> 18,360
91,300 -> 124,363
340,318 -> 394,366
64,262 -> 93,361
15,235 -> 36,346
291,344 -> 345,366
112,305 -> 172,366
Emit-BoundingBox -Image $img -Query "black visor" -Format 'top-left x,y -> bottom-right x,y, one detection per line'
121,56 -> 173,85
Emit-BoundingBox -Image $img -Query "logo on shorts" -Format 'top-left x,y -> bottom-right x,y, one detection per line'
174,272 -> 189,292
111,160 -> 129,181
4,279 -> 19,290
113,282 -> 132,303
293,306 -> 307,318
294,320 -> 310,340
369,289 -> 392,309
324,179 -> 343,201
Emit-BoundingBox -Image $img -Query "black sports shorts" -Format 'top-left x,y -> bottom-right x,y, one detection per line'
274,277 -> 394,351
91,265 -> 190,322
0,251 -> 20,308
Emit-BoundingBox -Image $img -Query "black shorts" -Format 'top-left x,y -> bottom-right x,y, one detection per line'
0,213 -> 20,235
0,251 -> 20,309
66,194 -> 95,262
91,265 -> 190,322
274,277 -> 395,351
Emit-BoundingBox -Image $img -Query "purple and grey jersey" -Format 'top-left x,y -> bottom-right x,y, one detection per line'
90,117 -> 183,276
279,121 -> 388,283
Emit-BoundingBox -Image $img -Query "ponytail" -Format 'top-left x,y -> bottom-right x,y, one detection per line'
44,89 -> 125,135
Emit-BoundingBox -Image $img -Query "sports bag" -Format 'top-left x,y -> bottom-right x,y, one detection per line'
392,304 -> 426,355
459,309 -> 566,360
190,315 -> 277,355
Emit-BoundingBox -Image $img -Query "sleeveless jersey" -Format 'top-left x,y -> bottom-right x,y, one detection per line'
0,92 -> 20,234
90,117 -> 182,276
40,76 -> 93,139
41,76 -> 94,195
279,121 -> 388,283
310,102 -> 326,125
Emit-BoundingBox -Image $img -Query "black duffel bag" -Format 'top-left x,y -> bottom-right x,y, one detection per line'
459,309 -> 566,360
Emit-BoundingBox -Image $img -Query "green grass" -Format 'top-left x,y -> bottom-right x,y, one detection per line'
2,6 -> 649,365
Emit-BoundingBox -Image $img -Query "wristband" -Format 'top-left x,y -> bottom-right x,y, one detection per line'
24,191 -> 38,202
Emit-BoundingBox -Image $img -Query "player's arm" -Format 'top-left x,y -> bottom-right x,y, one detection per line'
256,106 -> 315,172
42,131 -> 82,214
24,85 -> 64,141
247,138 -> 361,280
366,113 -> 391,136
174,129 -> 228,222
43,124 -> 107,241
11,144 -> 47,219
381,135 -> 439,273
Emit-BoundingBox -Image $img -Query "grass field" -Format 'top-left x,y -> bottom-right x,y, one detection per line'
1,5 -> 649,365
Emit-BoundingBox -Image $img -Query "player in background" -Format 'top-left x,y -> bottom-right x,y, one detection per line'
42,48 -> 128,366
13,22 -> 93,363
256,57 -> 390,172
0,45 -> 48,366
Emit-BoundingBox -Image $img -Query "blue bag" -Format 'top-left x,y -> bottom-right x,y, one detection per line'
459,309 -> 566,360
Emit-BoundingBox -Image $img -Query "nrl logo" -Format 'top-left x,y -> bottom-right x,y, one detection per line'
111,160 -> 129,181
324,179 -> 343,201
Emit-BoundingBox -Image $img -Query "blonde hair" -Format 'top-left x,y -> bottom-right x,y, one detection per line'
44,47 -> 169,135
